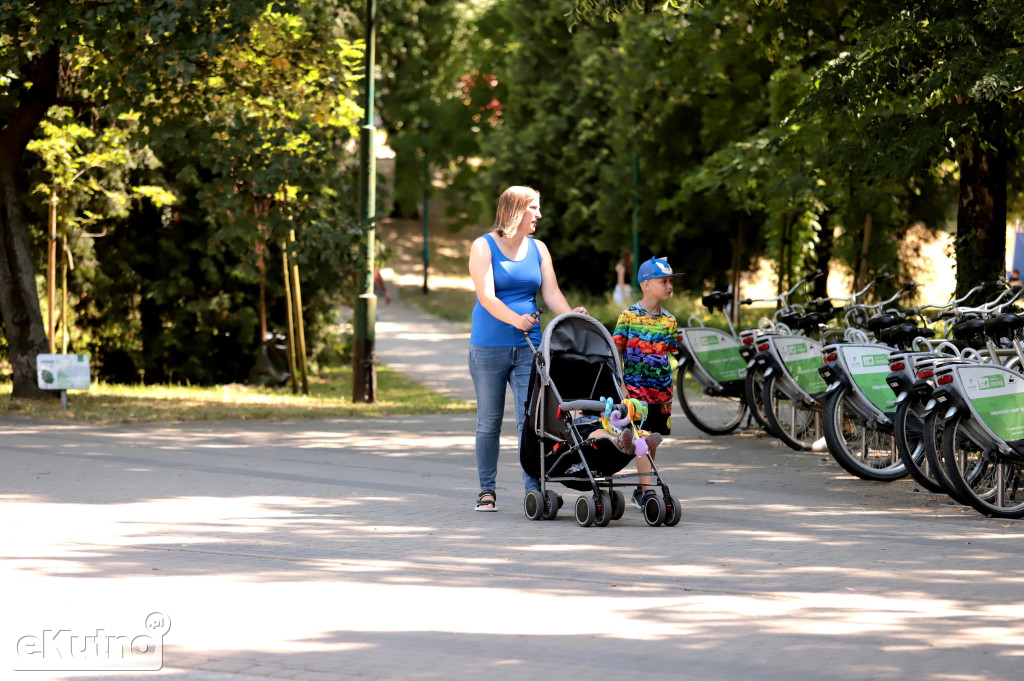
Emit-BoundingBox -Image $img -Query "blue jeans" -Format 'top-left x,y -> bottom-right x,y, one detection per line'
468,344 -> 540,493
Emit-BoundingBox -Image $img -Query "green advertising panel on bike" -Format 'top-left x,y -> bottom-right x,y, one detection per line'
957,365 -> 1024,445
844,346 -> 898,413
774,336 -> 827,394
683,328 -> 746,384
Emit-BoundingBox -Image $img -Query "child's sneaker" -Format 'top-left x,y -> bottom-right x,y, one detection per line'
644,433 -> 664,456
613,427 -> 635,454
630,486 -> 643,509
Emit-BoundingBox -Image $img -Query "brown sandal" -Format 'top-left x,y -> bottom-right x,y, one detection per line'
475,490 -> 497,512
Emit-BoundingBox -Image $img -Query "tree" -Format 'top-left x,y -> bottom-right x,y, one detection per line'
1,0 -> 281,397
800,0 -> 1024,295
1,0 -> 366,394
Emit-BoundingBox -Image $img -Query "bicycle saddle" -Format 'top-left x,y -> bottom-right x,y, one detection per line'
877,323 -> 934,349
779,310 -> 802,328
702,291 -> 732,312
795,311 -> 830,333
951,318 -> 987,349
866,313 -> 902,334
983,313 -> 1024,338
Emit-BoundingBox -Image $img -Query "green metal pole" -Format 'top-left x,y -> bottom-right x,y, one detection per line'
631,153 -> 641,294
353,0 -> 377,403
421,125 -> 430,294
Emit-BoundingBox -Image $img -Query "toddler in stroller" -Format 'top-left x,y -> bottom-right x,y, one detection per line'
519,312 -> 681,527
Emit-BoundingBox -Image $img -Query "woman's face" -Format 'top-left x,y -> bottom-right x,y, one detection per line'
517,198 -> 541,235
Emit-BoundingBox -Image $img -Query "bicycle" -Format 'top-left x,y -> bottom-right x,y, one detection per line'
816,278 -> 925,481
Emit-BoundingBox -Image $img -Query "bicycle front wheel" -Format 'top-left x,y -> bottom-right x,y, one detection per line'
677,362 -> 746,435
922,410 -> 968,505
893,399 -> 945,494
822,385 -> 906,481
744,363 -> 774,435
761,372 -> 820,451
942,412 -> 1024,518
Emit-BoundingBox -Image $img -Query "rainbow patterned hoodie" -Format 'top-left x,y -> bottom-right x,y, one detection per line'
612,302 -> 679,404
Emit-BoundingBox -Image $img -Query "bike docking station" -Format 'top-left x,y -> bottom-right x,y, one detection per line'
36,353 -> 91,408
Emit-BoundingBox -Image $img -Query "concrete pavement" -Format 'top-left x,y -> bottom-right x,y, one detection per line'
3,295 -> 1024,680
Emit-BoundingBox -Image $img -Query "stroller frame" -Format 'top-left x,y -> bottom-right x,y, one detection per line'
519,313 -> 680,527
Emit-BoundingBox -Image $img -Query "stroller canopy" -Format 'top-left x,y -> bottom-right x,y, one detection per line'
539,313 -> 624,401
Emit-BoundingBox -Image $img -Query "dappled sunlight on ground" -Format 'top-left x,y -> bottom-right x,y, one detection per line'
6,418 -> 1024,679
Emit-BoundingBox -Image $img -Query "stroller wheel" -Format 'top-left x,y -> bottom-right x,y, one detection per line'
663,494 -> 682,527
610,490 -> 625,521
643,494 -> 667,527
524,490 -> 545,520
542,490 -> 560,520
574,495 -> 596,527
594,492 -> 612,527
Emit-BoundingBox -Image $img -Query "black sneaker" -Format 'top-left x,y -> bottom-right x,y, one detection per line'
630,486 -> 643,509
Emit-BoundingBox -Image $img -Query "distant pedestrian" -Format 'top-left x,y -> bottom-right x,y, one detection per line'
468,185 -> 587,512
612,256 -> 684,510
374,268 -> 391,305
612,249 -> 633,305
1009,269 -> 1022,288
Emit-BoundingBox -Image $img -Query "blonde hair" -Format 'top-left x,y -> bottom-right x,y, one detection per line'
492,186 -> 539,238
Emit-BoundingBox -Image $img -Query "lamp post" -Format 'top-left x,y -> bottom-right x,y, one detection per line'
352,0 -> 377,402
631,152 -> 641,293
420,121 -> 430,294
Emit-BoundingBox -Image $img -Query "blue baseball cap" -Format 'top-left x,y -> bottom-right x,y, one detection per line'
637,257 -> 685,284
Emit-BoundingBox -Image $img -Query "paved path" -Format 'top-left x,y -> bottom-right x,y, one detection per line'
3,295 -> 1024,681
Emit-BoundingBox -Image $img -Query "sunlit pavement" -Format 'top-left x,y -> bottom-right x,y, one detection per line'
4,414 -> 1024,681
3,299 -> 1024,680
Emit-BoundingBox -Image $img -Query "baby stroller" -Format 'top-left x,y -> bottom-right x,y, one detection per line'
519,312 -> 681,527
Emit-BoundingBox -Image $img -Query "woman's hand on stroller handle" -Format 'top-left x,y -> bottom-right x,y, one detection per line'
514,313 -> 539,331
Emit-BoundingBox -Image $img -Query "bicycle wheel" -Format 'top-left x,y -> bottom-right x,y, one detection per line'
761,372 -> 819,451
676,362 -> 746,435
822,384 -> 906,481
744,363 -> 775,435
942,411 -> 1024,518
921,410 -> 968,505
893,399 -> 946,494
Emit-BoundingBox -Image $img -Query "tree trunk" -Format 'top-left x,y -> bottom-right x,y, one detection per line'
956,132 -> 1007,298
0,45 -> 61,399
812,210 -> 835,301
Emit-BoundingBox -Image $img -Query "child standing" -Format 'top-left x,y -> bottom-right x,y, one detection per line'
612,256 -> 684,509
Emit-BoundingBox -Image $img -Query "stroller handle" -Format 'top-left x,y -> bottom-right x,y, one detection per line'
521,307 -> 545,354
560,399 -> 618,414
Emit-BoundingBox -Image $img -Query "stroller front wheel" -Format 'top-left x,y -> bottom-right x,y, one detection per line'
574,495 -> 597,527
643,494 -> 667,526
524,490 -> 545,520
542,489 -> 560,520
610,490 -> 625,520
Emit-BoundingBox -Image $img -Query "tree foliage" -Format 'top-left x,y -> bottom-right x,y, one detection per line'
1,0 -> 365,393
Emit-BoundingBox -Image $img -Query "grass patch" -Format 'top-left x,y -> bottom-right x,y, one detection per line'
0,365 -> 474,424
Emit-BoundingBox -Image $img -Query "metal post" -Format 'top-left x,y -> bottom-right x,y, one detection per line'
288,230 -> 309,395
631,153 -> 641,293
352,0 -> 378,402
282,241 -> 299,395
421,122 -> 430,294
47,190 -> 57,353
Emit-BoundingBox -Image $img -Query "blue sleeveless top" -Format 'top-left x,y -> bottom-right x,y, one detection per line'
471,233 -> 543,347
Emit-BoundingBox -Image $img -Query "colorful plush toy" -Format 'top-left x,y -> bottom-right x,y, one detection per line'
598,396 -> 652,457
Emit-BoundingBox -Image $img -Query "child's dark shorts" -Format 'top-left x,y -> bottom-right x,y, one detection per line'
643,402 -> 672,435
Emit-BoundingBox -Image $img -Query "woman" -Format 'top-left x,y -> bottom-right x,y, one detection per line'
612,249 -> 633,305
468,186 -> 587,511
